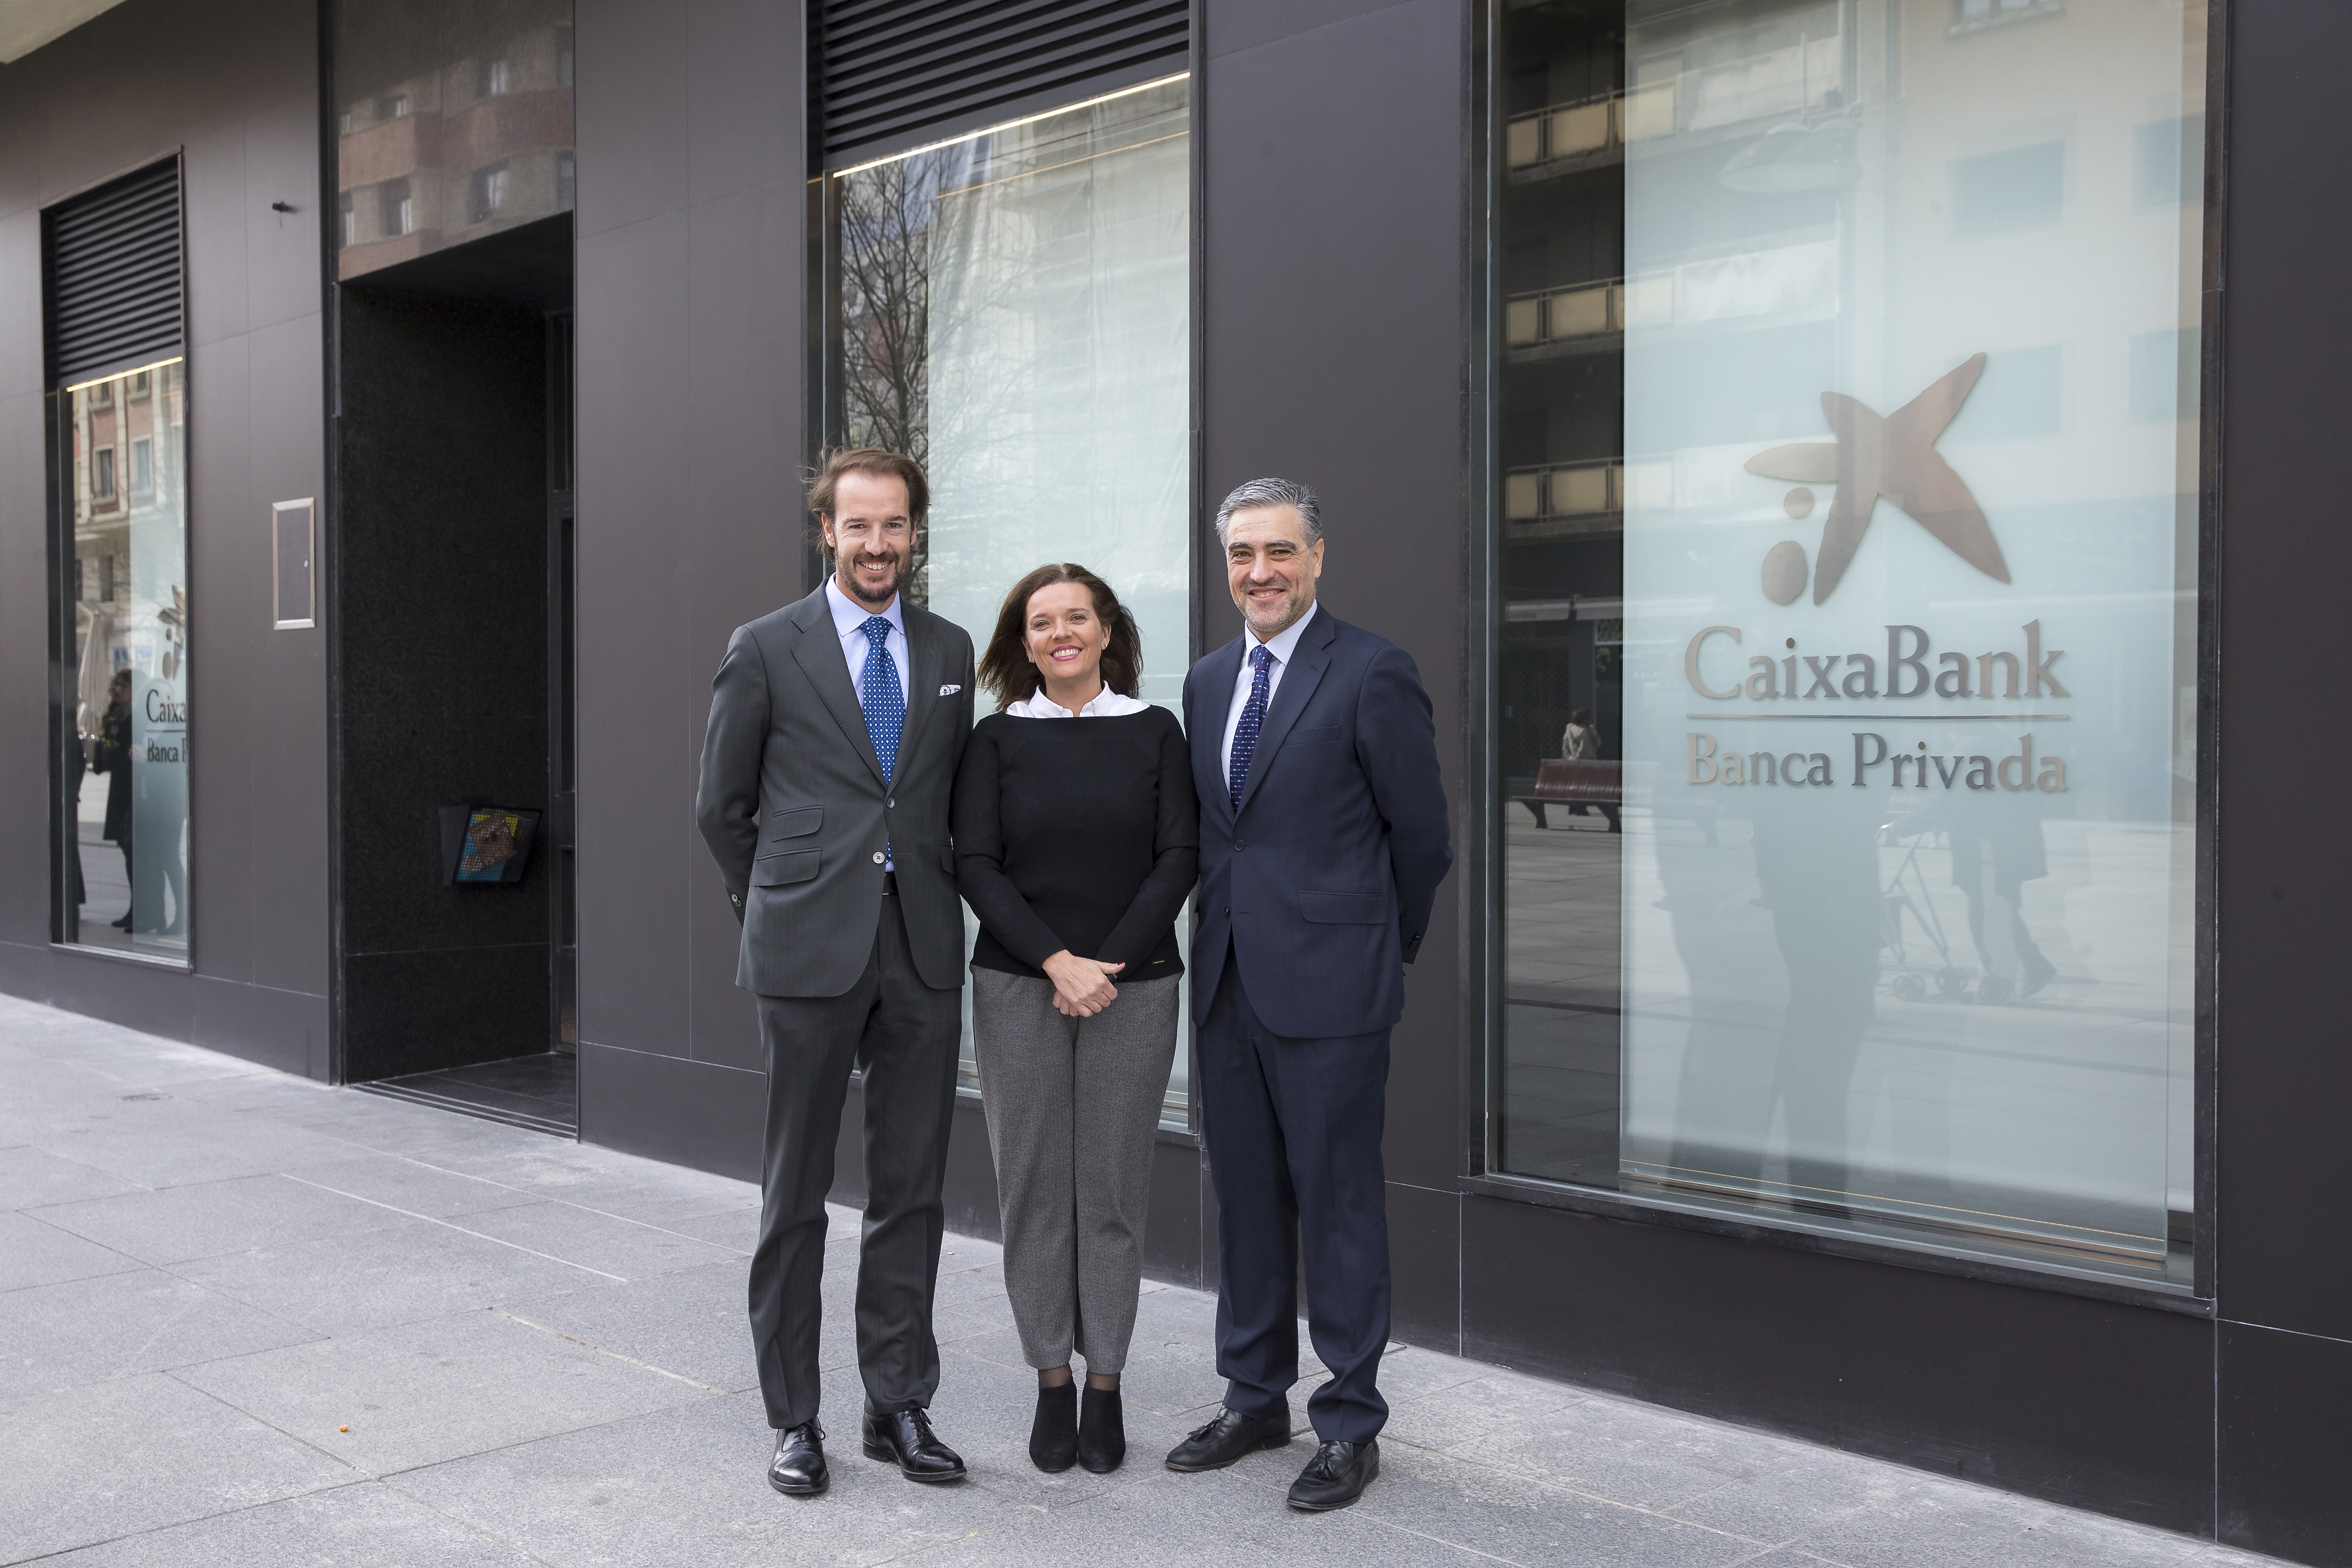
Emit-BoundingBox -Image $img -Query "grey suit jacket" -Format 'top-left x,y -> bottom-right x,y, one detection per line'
694,584 -> 977,998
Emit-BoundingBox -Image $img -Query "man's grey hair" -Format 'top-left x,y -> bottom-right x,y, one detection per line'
1213,477 -> 1323,549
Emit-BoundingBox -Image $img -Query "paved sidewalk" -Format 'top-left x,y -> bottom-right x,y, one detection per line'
0,995 -> 2276,1568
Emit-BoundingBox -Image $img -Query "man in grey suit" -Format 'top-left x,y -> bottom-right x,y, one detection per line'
696,448 -> 977,1496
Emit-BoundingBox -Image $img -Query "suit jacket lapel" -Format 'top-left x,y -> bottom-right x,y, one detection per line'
896,606 -> 943,773
1198,635 -> 1245,828
788,589 -> 888,788
1234,611 -> 1337,819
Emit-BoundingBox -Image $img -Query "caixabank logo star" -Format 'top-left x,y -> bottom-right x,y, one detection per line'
1743,353 -> 2008,605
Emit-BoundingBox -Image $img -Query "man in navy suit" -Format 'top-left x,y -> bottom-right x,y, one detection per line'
1165,477 -> 1452,1510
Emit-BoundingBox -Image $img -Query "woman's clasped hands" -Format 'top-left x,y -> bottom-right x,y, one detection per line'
1040,950 -> 1124,1017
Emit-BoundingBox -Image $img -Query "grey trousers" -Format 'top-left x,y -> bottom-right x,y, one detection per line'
970,967 -> 1180,1373
750,893 -> 962,1431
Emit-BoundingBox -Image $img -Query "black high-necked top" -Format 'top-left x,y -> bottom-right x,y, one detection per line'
951,705 -> 1199,980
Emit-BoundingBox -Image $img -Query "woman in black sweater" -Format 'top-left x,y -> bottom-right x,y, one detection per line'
952,563 -> 1197,1477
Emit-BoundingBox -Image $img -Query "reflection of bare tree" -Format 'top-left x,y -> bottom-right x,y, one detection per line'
840,159 -> 931,465
838,148 -> 1026,606
833,89 -> 1188,615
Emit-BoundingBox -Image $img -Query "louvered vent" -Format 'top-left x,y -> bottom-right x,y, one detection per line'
818,0 -> 1188,162
45,158 -> 185,388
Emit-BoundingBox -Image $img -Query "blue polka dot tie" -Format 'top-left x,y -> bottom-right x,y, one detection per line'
1229,645 -> 1272,811
859,616 -> 903,867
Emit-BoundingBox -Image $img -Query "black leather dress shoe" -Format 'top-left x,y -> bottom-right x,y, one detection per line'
862,1407 -> 967,1483
767,1421 -> 827,1496
1289,1439 -> 1373,1514
1164,1405 -> 1292,1472
1287,1438 -> 1378,1510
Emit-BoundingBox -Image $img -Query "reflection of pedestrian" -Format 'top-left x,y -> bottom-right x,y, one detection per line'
1666,785 -> 1879,1217
1898,792 -> 2056,1002
94,670 -> 133,930
1558,707 -> 1618,832
63,720 -> 86,913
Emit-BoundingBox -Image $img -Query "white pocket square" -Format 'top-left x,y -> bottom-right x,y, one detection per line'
939,684 -> 962,696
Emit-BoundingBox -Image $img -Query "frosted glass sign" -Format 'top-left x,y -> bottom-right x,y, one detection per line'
1612,0 -> 2203,1276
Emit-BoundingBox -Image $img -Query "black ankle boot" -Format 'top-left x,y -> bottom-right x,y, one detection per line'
1030,1381 -> 1078,1472
1077,1385 -> 1125,1473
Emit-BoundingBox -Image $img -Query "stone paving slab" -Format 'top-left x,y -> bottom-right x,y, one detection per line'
0,994 -> 2294,1568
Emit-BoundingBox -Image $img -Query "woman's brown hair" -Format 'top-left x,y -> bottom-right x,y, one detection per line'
979,564 -> 1142,708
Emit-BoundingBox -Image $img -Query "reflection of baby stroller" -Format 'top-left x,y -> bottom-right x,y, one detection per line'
1878,821 -> 1969,1002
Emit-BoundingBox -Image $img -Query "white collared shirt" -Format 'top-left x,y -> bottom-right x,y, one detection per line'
1004,685 -> 1152,719
825,576 -> 909,706
1220,602 -> 1318,781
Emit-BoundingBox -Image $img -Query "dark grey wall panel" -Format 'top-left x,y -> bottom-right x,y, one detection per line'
572,0 -> 691,239
2206,8 -> 2352,1552
0,0 -> 328,1067
191,973 -> 328,1078
574,206 -> 695,1059
1462,1194 -> 2214,1533
2219,1322 -> 2352,1565
1386,1178 -> 1458,1348
240,313 -> 332,1004
2213,0 -> 2352,1349
0,386 -> 44,931
1200,0 -> 1468,1202
578,1040 -> 765,1184
1144,1135 -> 1204,1287
1203,0 -> 1415,58
572,0 -> 803,1154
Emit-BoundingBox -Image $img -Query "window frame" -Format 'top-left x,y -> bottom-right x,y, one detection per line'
1462,0 -> 2225,1312
42,151 -> 195,972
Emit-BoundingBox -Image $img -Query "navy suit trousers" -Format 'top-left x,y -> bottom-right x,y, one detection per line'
1199,951 -> 1392,1443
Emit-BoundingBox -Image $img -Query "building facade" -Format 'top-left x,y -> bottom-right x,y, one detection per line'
1,1 -> 2344,1559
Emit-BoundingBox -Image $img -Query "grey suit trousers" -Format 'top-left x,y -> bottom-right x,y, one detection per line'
970,968 -> 1180,1373
751,892 -> 961,1431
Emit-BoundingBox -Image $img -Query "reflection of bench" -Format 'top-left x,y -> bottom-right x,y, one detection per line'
1516,758 -> 1621,830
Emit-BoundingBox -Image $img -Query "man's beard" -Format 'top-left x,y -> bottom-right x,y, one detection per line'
838,550 -> 909,606
1243,585 -> 1306,635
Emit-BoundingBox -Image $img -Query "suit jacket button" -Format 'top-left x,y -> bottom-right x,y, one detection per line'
886,798 -> 894,809
1233,839 -> 1245,852
871,851 -> 884,864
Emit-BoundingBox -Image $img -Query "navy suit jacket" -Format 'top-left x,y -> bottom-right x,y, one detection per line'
1182,609 -> 1453,1038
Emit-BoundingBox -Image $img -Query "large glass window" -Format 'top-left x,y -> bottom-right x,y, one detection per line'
1488,1 -> 2205,1285
61,359 -> 192,958
332,0 -> 576,281
820,76 -> 1194,1121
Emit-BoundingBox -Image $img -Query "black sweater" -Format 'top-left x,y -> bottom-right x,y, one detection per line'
951,706 -> 1199,980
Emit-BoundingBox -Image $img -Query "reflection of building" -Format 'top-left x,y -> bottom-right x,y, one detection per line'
67,363 -> 185,715
334,15 -> 574,277
4,2 -> 2350,1559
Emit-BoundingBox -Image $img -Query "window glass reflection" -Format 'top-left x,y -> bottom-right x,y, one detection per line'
1494,0 -> 2204,1283
826,78 -> 1194,1122
63,360 -> 191,957
333,0 -> 576,280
